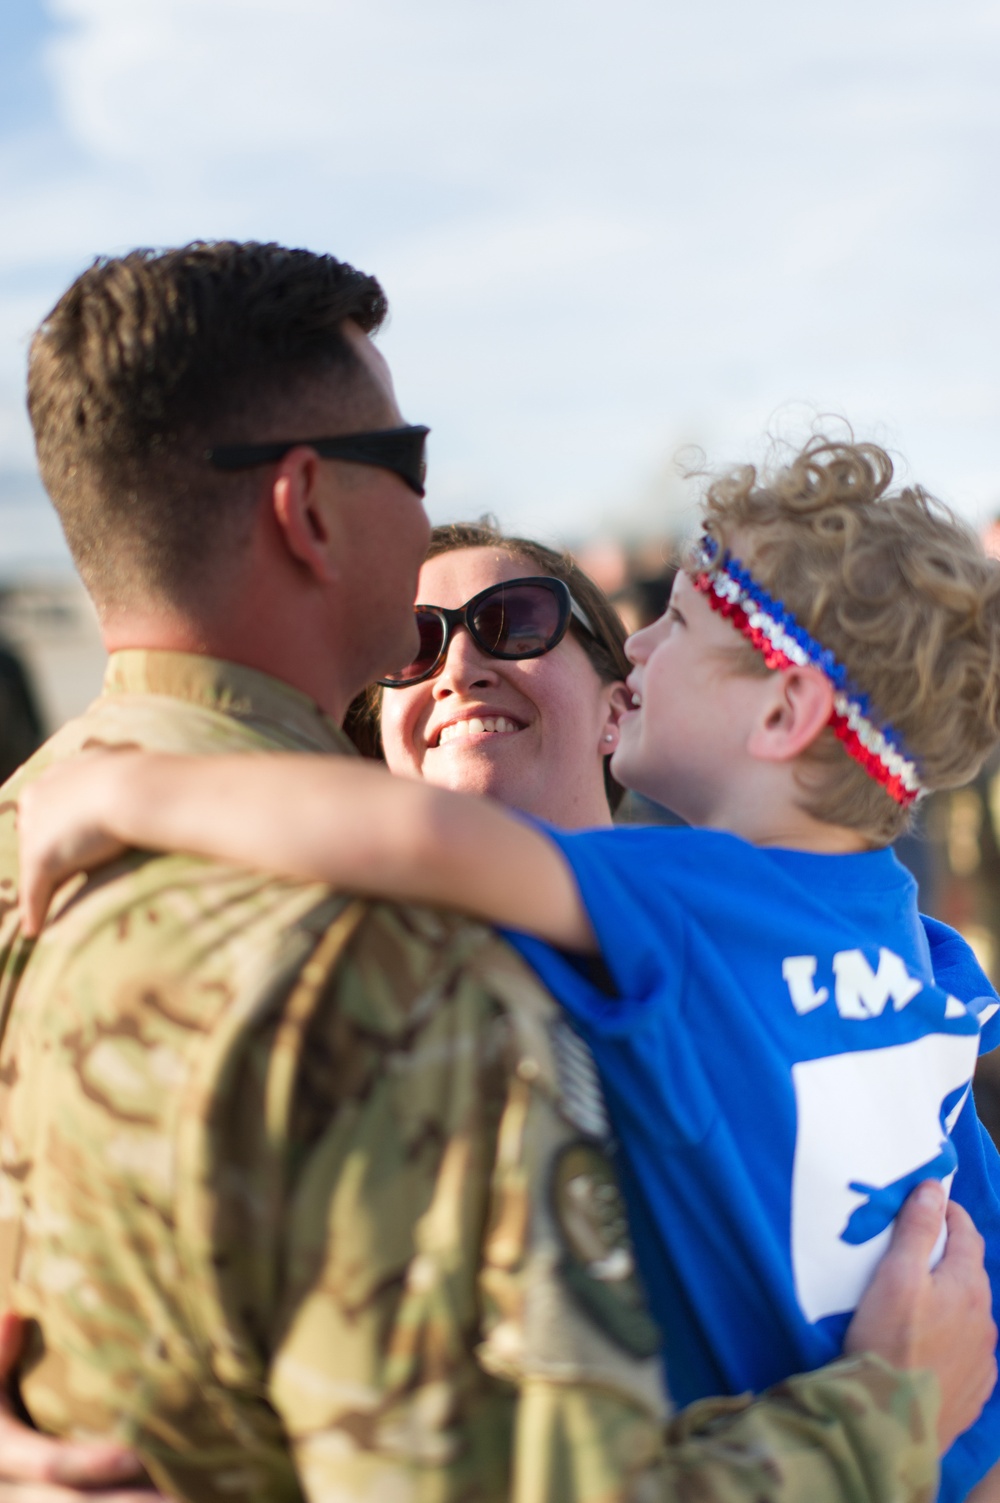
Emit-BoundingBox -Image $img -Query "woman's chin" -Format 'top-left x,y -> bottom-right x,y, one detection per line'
426,741 -> 531,801
428,728 -> 526,767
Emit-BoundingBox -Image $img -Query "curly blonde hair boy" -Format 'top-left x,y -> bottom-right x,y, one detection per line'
696,437 -> 1000,844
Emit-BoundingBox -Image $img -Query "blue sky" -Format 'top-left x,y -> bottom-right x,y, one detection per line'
1,0 -> 998,571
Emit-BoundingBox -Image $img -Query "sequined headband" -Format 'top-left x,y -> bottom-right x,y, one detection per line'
690,534 -> 924,807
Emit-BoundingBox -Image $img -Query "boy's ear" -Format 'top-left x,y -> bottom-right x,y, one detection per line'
746,666 -> 834,763
271,446 -> 341,585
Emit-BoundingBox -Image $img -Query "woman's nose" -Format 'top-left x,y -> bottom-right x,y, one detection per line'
431,628 -> 501,695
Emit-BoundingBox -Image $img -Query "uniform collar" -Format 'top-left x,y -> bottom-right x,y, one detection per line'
102,649 -> 350,756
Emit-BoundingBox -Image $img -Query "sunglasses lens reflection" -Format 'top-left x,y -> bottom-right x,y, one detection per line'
384,609 -> 444,684
472,584 -> 562,656
380,579 -> 571,687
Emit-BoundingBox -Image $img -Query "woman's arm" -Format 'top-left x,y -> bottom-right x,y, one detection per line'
18,751 -> 595,952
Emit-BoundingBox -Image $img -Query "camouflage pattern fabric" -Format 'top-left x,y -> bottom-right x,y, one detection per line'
0,651 -> 941,1502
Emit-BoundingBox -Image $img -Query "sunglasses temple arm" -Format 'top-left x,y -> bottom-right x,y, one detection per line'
570,598 -> 598,637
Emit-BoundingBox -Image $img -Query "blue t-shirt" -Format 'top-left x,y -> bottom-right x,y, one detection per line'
507,827 -> 1000,1503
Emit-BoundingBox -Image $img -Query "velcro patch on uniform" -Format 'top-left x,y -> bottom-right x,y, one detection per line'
551,1140 -> 661,1359
550,1020 -> 611,1141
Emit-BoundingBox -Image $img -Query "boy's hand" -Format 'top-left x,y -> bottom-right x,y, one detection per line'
0,1313 -> 165,1502
18,755 -> 129,937
845,1180 -> 997,1452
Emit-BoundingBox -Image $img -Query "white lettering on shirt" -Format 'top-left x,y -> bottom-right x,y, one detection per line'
782,957 -> 829,1014
783,948 -> 925,1020
833,949 -> 923,1019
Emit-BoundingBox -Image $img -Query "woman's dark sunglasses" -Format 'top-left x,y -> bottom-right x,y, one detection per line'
379,575 -> 597,688
206,425 -> 430,497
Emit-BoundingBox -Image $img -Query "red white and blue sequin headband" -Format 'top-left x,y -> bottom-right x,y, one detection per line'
690,534 -> 925,808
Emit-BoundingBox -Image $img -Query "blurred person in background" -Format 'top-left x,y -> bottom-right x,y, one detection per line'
609,568 -> 681,826
610,571 -> 676,638
0,642 -> 43,782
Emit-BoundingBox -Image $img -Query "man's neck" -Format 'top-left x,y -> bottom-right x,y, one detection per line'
102,611 -> 216,661
100,608 -> 352,725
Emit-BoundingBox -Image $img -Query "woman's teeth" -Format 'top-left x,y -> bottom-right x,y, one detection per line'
438,716 -> 519,746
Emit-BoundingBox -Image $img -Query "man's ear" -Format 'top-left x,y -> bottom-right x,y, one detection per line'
271,446 -> 340,585
746,666 -> 834,763
599,682 -> 633,753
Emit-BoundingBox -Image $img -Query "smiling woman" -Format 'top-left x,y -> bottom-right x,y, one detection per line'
373,520 -> 632,827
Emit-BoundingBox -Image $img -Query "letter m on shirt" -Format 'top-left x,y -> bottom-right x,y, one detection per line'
833,948 -> 922,1019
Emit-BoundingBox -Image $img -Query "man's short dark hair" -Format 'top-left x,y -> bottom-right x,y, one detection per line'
28,241 -> 387,608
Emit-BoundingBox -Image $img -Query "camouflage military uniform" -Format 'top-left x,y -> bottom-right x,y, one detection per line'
0,652 -> 940,1503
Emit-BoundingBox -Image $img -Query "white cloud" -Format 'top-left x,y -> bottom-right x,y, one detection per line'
0,0 -> 997,551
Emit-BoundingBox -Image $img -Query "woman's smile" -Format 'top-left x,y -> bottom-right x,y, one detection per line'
433,713 -> 524,747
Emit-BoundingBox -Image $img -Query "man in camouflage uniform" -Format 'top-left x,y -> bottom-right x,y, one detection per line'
0,241 -> 990,1503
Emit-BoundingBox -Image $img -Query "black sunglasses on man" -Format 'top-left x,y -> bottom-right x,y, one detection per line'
206,425 -> 430,498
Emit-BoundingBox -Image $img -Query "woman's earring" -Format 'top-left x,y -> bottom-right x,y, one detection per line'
604,733 -> 615,744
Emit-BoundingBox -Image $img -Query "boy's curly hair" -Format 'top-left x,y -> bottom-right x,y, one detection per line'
697,437 -> 1000,844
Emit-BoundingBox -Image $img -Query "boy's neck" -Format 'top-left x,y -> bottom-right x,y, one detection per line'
699,775 -> 874,855
748,817 -> 873,856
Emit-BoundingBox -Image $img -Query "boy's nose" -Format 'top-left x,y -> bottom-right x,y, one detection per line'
625,627 -> 650,665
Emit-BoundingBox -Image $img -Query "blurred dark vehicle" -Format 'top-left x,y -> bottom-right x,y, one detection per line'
0,643 -> 43,781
